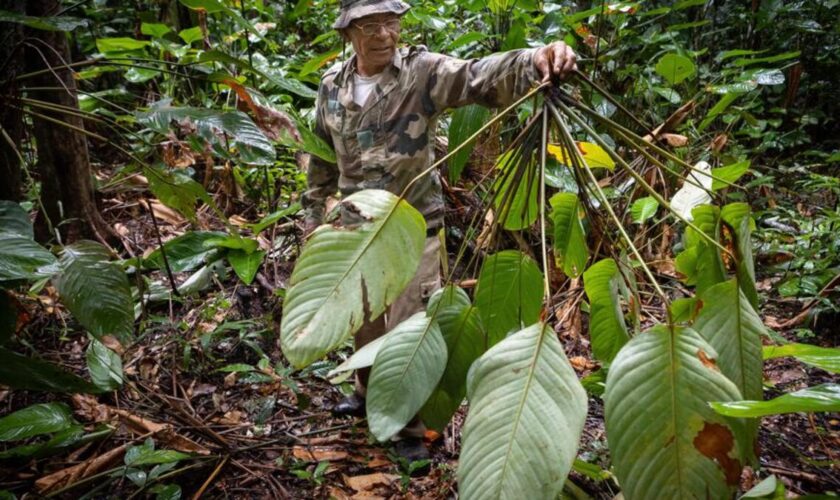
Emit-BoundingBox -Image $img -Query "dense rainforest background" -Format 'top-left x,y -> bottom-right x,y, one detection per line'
0,0 -> 839,498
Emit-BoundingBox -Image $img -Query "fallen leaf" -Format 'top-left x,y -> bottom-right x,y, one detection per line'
224,371 -> 237,388
343,473 -> 400,492
36,443 -> 128,494
662,133 -> 688,147
328,487 -> 351,500
100,335 -> 125,355
293,446 -> 349,462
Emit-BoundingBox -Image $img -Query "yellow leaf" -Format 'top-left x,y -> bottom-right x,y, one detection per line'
547,142 -> 616,171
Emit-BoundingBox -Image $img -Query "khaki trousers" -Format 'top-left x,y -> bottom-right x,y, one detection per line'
354,234 -> 442,439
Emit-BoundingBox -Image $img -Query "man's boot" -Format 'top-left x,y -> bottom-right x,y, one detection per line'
331,392 -> 365,417
393,437 -> 431,475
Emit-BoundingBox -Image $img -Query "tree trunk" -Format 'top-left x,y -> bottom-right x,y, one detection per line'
24,0 -> 112,244
0,0 -> 26,202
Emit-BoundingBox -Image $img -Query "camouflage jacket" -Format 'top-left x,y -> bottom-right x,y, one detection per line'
302,45 -> 541,231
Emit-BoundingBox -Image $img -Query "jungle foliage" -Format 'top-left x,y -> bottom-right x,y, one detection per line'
0,0 -> 839,497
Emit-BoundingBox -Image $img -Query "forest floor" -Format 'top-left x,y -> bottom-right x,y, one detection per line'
1,179 -> 839,499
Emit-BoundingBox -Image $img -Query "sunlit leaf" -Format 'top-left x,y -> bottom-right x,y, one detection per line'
655,53 -> 696,85
548,142 -> 616,170
764,343 -> 840,374
711,160 -> 750,190
630,196 -> 659,223
711,384 -> 840,418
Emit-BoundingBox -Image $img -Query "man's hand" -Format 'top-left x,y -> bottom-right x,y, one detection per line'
534,41 -> 577,83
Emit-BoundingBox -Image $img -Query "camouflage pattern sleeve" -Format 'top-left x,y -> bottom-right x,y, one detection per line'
420,48 -> 541,114
301,82 -> 339,227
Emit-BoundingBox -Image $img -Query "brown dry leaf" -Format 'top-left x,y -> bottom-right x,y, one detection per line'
190,383 -> 217,398
224,371 -> 237,388
711,134 -> 728,154
661,133 -> 688,147
162,137 -> 197,168
112,409 -> 209,455
138,357 -> 159,382
35,443 -> 128,494
569,356 -> 595,372
474,209 -> 496,251
293,446 -> 349,462
366,457 -> 392,469
651,259 -> 679,278
214,410 -> 246,425
763,316 -> 786,330
328,487 -> 352,500
343,473 -> 400,492
143,199 -> 185,226
71,394 -> 113,423
228,214 -> 249,227
99,335 -> 125,355
113,223 -> 131,238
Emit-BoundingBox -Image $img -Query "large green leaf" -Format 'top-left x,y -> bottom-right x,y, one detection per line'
227,249 -> 265,285
420,286 -> 487,431
764,343 -> 840,373
0,201 -> 33,238
137,100 -> 275,165
583,259 -> 629,364
0,403 -> 75,442
549,192 -> 588,278
655,53 -> 696,85
55,242 -> 134,343
458,323 -> 587,499
605,326 -> 747,499
694,279 -> 764,402
711,384 -> 840,418
366,313 -> 447,441
280,190 -> 426,368
711,160 -> 750,191
86,338 -> 124,391
0,237 -> 56,283
448,105 -> 490,184
0,347 -> 100,393
474,250 -> 543,346
144,231 -> 226,273
630,196 -> 659,224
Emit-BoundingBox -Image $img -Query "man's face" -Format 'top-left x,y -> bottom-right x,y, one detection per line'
346,13 -> 401,71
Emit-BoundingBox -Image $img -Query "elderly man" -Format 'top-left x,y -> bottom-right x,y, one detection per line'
301,0 -> 577,463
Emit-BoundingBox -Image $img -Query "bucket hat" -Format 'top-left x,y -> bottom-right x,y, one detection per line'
333,0 -> 410,30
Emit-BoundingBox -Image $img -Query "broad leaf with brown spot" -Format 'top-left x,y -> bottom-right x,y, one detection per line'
280,190 -> 426,368
605,325 -> 748,499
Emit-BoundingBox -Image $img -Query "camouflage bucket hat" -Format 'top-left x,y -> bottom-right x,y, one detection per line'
333,0 -> 411,29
